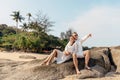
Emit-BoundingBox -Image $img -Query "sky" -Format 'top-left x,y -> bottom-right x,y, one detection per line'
0,0 -> 120,47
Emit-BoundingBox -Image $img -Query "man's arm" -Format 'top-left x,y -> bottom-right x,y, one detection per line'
81,34 -> 92,43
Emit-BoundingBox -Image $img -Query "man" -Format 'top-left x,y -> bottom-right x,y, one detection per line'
71,32 -> 92,74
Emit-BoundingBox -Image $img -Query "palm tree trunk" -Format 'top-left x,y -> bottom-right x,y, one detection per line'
16,21 -> 18,33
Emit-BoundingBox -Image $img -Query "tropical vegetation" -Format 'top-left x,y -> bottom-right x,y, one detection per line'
0,11 -> 71,53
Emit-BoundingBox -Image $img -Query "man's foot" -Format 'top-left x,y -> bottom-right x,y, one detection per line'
85,66 -> 91,70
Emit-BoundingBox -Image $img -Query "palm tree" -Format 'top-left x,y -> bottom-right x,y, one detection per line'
11,11 -> 24,33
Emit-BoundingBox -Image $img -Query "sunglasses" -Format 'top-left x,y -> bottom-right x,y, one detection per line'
73,34 -> 78,36
74,34 -> 78,36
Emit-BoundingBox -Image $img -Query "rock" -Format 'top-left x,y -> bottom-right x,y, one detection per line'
105,72 -> 116,77
0,47 -> 117,80
19,55 -> 36,59
109,47 -> 120,72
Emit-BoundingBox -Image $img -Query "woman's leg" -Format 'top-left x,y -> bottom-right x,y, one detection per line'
40,49 -> 58,65
83,50 -> 91,69
72,53 -> 81,74
45,49 -> 58,65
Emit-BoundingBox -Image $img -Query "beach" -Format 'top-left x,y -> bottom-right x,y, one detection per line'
0,51 -> 48,61
0,51 -> 120,80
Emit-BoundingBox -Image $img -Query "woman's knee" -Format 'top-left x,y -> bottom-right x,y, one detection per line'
53,49 -> 58,53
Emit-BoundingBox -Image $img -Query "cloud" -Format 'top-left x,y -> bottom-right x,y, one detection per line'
69,6 -> 120,47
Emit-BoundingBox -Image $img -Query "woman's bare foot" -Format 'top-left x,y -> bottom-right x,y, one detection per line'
40,61 -> 47,66
40,62 -> 45,66
46,62 -> 50,65
76,70 -> 81,74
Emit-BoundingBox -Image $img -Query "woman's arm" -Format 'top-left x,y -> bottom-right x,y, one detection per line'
63,51 -> 70,56
64,42 -> 71,56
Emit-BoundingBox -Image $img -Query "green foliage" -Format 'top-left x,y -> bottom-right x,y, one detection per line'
59,39 -> 68,50
0,11 -> 69,53
0,25 -> 67,53
1,34 -> 16,50
0,25 -> 16,36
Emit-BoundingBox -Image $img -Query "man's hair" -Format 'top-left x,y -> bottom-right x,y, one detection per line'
72,32 -> 78,35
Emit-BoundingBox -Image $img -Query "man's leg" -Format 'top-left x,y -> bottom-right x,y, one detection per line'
83,50 -> 91,69
72,53 -> 81,74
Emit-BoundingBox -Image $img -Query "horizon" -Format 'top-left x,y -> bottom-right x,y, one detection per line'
0,0 -> 120,47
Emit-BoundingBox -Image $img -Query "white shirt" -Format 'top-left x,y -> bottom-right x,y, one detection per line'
60,35 -> 89,61
72,35 -> 89,57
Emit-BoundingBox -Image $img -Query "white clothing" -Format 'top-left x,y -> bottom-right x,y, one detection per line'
56,35 -> 89,64
56,50 -> 72,64
72,35 -> 89,58
56,42 -> 73,64
65,41 -> 75,53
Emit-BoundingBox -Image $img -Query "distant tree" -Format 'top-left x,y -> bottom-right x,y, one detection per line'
0,32 -> 2,37
27,13 -> 32,23
20,23 -> 28,31
2,27 -> 16,35
34,11 -> 54,33
2,34 -> 16,50
65,29 -> 72,39
0,25 -> 16,36
29,21 -> 43,37
60,28 -> 73,40
60,32 -> 66,40
11,11 -> 24,33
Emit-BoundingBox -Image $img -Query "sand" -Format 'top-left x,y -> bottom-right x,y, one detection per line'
0,51 -> 48,61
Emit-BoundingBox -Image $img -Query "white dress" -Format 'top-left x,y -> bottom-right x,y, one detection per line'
56,42 -> 73,64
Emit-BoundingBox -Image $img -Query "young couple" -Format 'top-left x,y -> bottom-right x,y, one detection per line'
41,32 -> 92,74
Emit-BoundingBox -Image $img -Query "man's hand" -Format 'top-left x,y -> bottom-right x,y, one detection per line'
88,34 -> 92,37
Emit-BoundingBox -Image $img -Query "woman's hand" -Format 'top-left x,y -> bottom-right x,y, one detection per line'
64,51 -> 70,56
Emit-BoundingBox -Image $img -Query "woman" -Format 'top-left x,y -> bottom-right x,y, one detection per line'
40,36 -> 75,65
